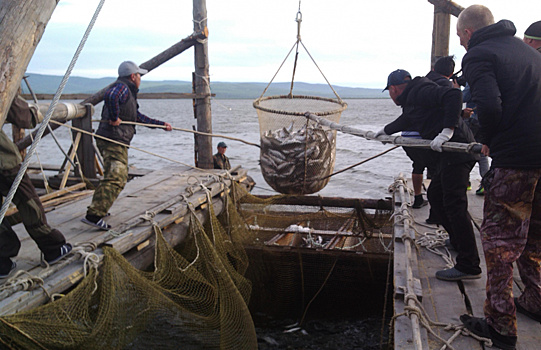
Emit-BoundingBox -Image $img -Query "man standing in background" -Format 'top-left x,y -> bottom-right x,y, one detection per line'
213,141 -> 231,170
457,6 -> 541,350
523,20 -> 541,52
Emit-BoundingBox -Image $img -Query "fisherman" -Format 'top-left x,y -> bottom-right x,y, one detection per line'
82,61 -> 172,230
213,141 -> 231,170
376,69 -> 481,282
400,55 -> 455,214
523,20 -> 541,52
456,6 -> 541,349
1,95 -> 72,278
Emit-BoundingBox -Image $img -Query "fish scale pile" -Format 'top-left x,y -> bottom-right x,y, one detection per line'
259,122 -> 335,194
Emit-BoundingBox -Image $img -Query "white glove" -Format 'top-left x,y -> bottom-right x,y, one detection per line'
430,128 -> 454,152
374,128 -> 387,138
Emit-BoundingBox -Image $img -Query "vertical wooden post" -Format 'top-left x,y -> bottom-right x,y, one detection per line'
0,1 -> 58,128
431,6 -> 451,69
72,104 -> 96,178
193,0 -> 213,169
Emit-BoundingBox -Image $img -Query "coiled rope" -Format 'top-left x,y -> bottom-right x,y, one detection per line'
0,0 -> 106,226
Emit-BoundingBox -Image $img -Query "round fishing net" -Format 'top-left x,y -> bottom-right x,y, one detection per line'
254,95 -> 347,194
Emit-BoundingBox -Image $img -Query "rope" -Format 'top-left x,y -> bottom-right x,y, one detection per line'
318,145 -> 400,180
415,229 -> 454,269
392,293 -> 493,350
50,120 -> 203,171
0,242 -> 100,301
177,200 -> 201,273
91,119 -> 261,148
29,133 -> 52,193
0,0 -> 106,226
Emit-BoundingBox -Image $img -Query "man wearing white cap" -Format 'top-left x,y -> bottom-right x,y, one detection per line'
82,61 -> 172,230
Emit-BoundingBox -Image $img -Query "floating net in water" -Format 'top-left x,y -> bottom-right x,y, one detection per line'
0,181 -> 393,349
254,95 -> 347,194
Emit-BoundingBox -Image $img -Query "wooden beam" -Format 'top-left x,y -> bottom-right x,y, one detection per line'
59,132 -> 81,190
16,102 -> 91,151
81,30 -> 208,107
427,0 -> 464,17
431,8 -> 451,68
193,0 -> 213,169
248,195 -> 392,210
22,92 -> 215,101
0,1 -> 58,128
72,105 -> 96,178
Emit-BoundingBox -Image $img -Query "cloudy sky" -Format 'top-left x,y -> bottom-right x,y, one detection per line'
26,0 -> 539,89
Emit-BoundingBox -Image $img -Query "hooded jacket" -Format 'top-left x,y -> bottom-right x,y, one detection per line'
384,76 -> 476,166
462,20 -> 541,168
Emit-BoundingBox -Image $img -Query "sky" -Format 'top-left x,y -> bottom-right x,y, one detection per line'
26,0 -> 540,89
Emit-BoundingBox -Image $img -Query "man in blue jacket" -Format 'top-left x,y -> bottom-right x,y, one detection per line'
457,5 -> 541,350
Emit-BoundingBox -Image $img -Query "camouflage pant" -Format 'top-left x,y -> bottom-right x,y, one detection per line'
87,139 -> 128,218
0,165 -> 65,260
482,168 -> 541,336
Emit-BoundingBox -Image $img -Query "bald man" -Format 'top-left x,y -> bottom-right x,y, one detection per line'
457,5 -> 541,350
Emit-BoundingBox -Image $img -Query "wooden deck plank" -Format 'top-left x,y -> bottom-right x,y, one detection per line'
399,178 -> 541,349
0,166 -> 247,316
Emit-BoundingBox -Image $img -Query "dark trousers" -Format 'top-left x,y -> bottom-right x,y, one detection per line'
0,165 -> 65,269
427,160 -> 481,275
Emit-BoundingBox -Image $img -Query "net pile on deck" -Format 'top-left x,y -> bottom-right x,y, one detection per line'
254,95 -> 347,194
0,181 -> 393,349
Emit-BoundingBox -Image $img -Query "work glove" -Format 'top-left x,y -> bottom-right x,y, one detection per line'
430,128 -> 454,152
374,128 -> 387,138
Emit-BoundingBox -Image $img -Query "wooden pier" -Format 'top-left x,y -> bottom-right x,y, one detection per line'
393,178 -> 541,349
0,165 -> 252,316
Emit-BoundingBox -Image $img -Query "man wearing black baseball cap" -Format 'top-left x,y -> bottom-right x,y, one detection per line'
376,67 -> 480,283
524,20 -> 541,53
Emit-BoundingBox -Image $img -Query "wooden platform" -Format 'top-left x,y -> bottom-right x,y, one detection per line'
0,165 -> 252,316
394,179 -> 541,349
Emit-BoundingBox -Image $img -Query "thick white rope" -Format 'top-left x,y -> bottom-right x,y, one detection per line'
0,0 -> 106,226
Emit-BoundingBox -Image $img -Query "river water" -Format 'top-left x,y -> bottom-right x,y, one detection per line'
23,98 -> 482,199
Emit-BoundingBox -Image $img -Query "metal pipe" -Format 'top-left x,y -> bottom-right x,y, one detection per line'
305,112 -> 482,154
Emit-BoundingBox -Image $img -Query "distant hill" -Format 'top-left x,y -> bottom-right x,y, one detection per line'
23,73 -> 387,99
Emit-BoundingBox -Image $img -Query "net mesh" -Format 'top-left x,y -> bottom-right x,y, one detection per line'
0,181 -> 393,349
254,95 -> 347,194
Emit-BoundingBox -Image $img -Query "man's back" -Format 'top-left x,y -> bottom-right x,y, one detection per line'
463,20 -> 541,168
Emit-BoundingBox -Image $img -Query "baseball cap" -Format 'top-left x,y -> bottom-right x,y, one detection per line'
383,69 -> 412,92
118,61 -> 148,77
218,141 -> 227,148
525,20 -> 541,40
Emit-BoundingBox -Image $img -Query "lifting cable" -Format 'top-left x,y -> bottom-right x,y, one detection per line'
0,0 -> 107,226
257,0 -> 343,103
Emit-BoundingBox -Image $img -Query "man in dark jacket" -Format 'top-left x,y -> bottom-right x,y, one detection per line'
213,141 -> 231,170
1,96 -> 72,278
523,20 -> 541,53
457,5 -> 541,350
376,69 -> 481,282
401,56 -> 455,212
82,61 -> 172,230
